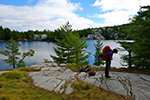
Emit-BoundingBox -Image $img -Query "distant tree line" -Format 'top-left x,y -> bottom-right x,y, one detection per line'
0,24 -> 133,42
0,26 -> 93,41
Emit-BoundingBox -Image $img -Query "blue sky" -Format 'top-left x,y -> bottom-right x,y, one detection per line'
0,0 -> 150,31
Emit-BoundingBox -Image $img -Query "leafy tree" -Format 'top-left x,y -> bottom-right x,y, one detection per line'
0,38 -> 35,69
93,39 -> 104,66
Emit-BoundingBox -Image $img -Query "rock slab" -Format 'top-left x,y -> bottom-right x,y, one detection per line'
78,71 -> 150,100
26,63 -> 150,100
28,63 -> 77,94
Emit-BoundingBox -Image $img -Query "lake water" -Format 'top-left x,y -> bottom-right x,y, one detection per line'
0,40 -> 129,70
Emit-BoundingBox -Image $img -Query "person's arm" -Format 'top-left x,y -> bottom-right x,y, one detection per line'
108,51 -> 113,60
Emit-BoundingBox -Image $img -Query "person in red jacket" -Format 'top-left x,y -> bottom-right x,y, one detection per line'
105,48 -> 118,78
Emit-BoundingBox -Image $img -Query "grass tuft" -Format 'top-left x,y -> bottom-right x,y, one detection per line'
1,71 -> 26,80
18,66 -> 41,72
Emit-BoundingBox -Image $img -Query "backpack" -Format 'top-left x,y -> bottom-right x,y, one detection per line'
100,46 -> 112,61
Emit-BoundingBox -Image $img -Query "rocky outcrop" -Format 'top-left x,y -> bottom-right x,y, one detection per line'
27,63 -> 150,100
86,29 -> 105,40
78,71 -> 150,100
28,63 -> 76,94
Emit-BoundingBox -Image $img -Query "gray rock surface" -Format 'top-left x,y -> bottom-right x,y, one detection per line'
78,71 -> 150,100
22,63 -> 150,100
28,63 -> 76,94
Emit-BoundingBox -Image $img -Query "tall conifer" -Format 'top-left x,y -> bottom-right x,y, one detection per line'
93,39 -> 104,66
50,22 -> 91,66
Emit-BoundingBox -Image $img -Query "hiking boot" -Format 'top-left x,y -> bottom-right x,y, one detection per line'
105,75 -> 111,78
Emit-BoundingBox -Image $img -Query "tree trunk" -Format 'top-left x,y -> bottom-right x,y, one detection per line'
13,58 -> 15,69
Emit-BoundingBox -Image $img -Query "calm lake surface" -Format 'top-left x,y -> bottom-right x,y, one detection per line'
0,40 -> 130,70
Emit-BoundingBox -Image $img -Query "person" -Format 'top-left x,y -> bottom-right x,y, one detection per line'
105,49 -> 118,78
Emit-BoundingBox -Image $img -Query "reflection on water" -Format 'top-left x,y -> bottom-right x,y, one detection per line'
0,40 -> 129,69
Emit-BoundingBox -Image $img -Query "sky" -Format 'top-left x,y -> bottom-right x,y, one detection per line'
0,0 -> 150,31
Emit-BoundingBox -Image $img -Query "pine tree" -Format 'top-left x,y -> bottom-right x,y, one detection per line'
118,41 -> 133,68
66,32 -> 91,67
93,39 -> 104,66
120,6 -> 150,69
129,6 -> 150,69
50,22 -> 74,64
50,22 -> 91,66
0,38 -> 35,69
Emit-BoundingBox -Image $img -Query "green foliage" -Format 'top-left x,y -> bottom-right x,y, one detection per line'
72,80 -> 92,91
118,41 -> 133,68
128,6 -> 150,69
93,39 -> 104,66
66,32 -> 91,66
131,6 -> 150,69
50,22 -> 73,64
0,38 -> 21,68
0,38 -> 35,69
119,6 -> 150,69
66,63 -> 78,71
0,21 -> 130,42
50,22 -> 91,66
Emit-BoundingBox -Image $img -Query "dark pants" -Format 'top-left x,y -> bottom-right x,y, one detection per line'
105,58 -> 111,76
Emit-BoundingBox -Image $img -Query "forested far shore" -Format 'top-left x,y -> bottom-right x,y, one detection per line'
0,23 -> 132,42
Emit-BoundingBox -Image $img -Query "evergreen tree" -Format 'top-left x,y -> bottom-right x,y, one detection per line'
118,41 -> 133,68
66,32 -> 91,67
0,38 -> 35,69
129,6 -> 150,69
50,22 -> 91,66
93,39 -> 104,66
50,22 -> 74,63
119,6 -> 150,69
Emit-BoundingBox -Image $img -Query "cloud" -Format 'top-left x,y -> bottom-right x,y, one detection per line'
92,0 -> 150,26
0,0 -> 93,31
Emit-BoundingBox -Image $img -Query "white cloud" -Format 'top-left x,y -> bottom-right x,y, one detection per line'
92,0 -> 150,26
0,0 -> 92,31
